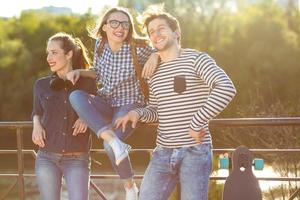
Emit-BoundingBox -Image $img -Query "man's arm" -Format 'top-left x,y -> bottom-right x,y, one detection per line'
134,87 -> 159,123
190,53 -> 236,132
115,86 -> 159,131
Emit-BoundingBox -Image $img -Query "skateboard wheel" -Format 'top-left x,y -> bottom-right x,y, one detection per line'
219,157 -> 229,169
253,159 -> 264,170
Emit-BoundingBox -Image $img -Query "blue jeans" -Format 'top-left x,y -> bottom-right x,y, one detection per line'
139,144 -> 212,200
69,90 -> 142,179
35,150 -> 90,200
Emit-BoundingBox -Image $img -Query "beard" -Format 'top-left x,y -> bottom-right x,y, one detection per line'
155,38 -> 174,52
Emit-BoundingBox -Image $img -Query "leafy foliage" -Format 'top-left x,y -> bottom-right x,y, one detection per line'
0,1 -> 299,198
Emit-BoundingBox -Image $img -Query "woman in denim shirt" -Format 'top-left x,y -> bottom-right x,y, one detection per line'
66,7 -> 159,200
32,32 -> 96,200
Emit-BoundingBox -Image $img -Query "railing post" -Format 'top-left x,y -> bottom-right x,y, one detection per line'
16,128 -> 25,200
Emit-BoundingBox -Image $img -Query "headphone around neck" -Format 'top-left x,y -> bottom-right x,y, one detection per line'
50,74 -> 73,91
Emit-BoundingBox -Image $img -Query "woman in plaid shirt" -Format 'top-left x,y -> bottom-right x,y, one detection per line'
66,7 -> 158,200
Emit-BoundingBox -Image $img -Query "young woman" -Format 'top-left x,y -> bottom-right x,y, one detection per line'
66,7 -> 158,200
32,32 -> 96,200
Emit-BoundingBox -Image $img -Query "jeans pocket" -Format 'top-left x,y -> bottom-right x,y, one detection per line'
151,145 -> 165,158
71,153 -> 91,164
152,145 -> 163,153
36,150 -> 50,160
189,144 -> 211,156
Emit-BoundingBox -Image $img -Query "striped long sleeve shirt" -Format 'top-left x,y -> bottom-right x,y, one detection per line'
135,49 -> 236,148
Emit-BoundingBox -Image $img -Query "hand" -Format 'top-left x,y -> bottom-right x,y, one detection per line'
66,70 -> 80,85
72,118 -> 88,136
32,124 -> 46,147
189,128 -> 206,144
142,53 -> 159,78
114,111 -> 140,133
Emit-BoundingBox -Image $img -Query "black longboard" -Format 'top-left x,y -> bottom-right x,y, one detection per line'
223,146 -> 262,200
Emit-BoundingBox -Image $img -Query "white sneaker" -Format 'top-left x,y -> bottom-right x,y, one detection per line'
115,143 -> 131,166
125,184 -> 139,200
109,138 -> 131,166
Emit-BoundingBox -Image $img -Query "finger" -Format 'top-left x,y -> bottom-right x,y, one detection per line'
114,119 -> 121,129
147,66 -> 154,77
82,125 -> 87,133
42,130 -> 46,139
77,123 -> 83,133
122,119 -> 129,133
144,66 -> 150,77
74,75 -> 79,84
32,138 -> 38,145
131,120 -> 137,129
69,74 -> 75,85
193,136 -> 199,143
198,134 -> 204,143
142,68 -> 146,78
37,140 -> 43,147
32,135 -> 36,143
73,127 -> 78,136
73,120 -> 79,129
200,130 -> 206,136
40,133 -> 45,147
71,78 -> 76,85
122,121 -> 126,133
144,64 -> 151,78
79,124 -> 85,133
73,124 -> 79,135
37,137 -> 44,147
147,65 -> 153,77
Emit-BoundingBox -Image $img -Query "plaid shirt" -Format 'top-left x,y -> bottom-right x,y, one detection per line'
91,39 -> 153,107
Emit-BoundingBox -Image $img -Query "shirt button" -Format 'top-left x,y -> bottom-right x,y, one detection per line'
62,150 -> 65,153
62,132 -> 66,135
64,117 -> 67,120
64,100 -> 67,104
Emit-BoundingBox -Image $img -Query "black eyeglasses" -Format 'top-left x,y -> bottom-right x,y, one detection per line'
107,20 -> 130,30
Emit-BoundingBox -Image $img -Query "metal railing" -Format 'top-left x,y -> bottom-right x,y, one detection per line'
1,117 -> 300,200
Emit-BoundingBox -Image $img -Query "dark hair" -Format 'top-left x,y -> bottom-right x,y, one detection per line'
141,4 -> 181,43
90,7 -> 137,43
48,32 -> 91,69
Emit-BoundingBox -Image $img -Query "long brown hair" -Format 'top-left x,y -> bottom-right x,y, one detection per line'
90,7 -> 150,56
48,32 -> 91,69
91,7 -> 137,42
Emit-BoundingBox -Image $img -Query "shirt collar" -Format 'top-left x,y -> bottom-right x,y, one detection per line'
104,42 -> 130,54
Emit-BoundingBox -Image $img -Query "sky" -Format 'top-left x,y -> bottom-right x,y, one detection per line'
0,0 -> 118,18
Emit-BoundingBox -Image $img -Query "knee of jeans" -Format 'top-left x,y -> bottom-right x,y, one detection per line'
69,90 -> 84,107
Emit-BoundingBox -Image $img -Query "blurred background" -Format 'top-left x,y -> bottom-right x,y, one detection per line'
0,0 -> 300,199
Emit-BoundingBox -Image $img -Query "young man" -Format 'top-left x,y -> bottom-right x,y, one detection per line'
115,5 -> 236,200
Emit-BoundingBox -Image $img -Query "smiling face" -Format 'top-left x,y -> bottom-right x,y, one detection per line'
102,11 -> 130,44
147,17 -> 179,51
46,40 -> 72,75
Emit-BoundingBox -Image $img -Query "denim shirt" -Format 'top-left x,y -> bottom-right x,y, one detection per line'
32,75 -> 97,153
